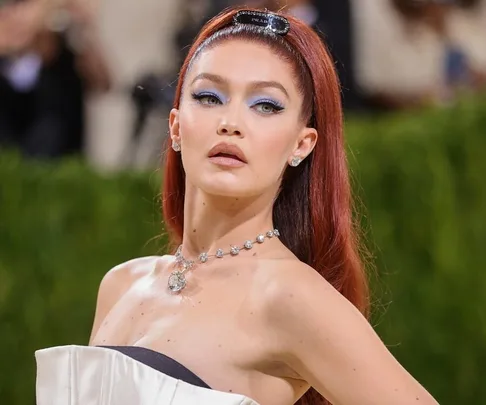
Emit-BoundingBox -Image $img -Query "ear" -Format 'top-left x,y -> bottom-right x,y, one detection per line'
169,108 -> 181,143
289,126 -> 318,163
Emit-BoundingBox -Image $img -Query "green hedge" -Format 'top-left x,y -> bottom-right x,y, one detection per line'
1,97 -> 485,404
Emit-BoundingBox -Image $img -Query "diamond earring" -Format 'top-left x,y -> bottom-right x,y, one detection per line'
172,140 -> 181,152
290,156 -> 302,167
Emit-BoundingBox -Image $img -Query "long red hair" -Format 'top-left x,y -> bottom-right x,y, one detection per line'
162,7 -> 369,405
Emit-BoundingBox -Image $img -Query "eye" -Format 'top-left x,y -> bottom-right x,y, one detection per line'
252,100 -> 285,115
191,92 -> 222,106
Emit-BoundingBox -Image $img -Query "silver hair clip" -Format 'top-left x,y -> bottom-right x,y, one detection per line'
233,10 -> 290,36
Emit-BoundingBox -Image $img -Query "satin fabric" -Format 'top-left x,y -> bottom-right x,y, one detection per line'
35,345 -> 260,405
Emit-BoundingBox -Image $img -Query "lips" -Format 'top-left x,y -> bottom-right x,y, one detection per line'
207,142 -> 247,164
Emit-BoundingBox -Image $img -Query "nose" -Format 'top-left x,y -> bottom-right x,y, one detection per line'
217,122 -> 242,136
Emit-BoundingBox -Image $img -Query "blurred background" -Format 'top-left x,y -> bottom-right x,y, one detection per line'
0,0 -> 485,403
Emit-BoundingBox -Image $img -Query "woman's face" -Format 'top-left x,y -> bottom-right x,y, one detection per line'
169,39 -> 317,199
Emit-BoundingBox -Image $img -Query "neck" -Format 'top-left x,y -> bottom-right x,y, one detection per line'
180,182 -> 278,259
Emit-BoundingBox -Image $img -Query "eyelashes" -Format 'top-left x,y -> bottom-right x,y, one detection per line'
190,91 -> 285,115
191,91 -> 223,106
252,98 -> 285,114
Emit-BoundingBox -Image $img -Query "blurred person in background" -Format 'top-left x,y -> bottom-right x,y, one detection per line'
83,0 -> 180,171
448,0 -> 486,89
0,0 -> 110,159
309,0 -> 364,112
352,0 -> 454,111
351,0 -> 486,111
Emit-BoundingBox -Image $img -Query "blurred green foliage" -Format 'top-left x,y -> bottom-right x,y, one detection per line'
0,158 -> 165,403
348,97 -> 486,403
1,97 -> 485,404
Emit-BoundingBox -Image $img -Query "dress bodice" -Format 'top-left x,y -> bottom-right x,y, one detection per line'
35,345 -> 260,405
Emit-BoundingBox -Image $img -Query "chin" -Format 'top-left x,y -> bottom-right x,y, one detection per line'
203,180 -> 254,198
195,171 -> 257,198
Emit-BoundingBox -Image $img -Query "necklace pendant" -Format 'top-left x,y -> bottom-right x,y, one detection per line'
168,270 -> 186,293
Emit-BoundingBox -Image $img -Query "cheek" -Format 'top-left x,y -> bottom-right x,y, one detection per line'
178,108 -> 218,160
247,126 -> 297,190
251,120 -> 296,162
258,135 -> 289,166
179,108 -> 203,142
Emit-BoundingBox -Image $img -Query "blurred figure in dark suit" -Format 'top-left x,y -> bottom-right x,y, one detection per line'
0,0 -> 110,160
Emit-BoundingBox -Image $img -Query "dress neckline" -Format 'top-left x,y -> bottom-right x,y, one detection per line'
99,345 -> 211,389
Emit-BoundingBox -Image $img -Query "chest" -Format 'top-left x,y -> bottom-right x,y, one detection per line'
91,266 -> 303,405
93,272 -> 271,380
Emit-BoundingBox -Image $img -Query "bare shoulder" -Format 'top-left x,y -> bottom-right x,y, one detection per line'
101,256 -> 164,290
260,258 -> 369,359
88,255 -> 170,344
261,259 -> 356,322
259,259 -> 439,405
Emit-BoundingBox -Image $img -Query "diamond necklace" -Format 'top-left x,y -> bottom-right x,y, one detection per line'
167,228 -> 280,293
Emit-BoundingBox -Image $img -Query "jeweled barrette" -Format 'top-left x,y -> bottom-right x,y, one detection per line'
233,10 -> 290,36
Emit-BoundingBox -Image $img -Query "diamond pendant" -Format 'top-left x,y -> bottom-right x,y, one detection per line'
168,270 -> 186,293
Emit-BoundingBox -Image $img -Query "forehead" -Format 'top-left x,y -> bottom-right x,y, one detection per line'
186,40 -> 299,93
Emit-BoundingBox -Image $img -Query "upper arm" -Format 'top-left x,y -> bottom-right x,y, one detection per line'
266,265 -> 439,405
88,256 -> 160,345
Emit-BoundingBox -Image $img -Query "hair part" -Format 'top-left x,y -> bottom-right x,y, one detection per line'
162,7 -> 370,405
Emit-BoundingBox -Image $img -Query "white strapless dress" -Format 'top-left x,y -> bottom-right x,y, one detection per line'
35,345 -> 260,405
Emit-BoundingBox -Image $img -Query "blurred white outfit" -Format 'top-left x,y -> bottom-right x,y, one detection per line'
351,0 -> 447,98
84,0 -> 181,171
36,345 -> 260,405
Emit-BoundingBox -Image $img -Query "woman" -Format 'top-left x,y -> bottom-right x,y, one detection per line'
35,7 -> 440,405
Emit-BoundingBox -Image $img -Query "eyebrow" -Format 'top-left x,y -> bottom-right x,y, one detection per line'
190,73 -> 290,99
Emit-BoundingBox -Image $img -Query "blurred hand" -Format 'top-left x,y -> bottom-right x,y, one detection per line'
61,0 -> 110,92
0,0 -> 49,55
